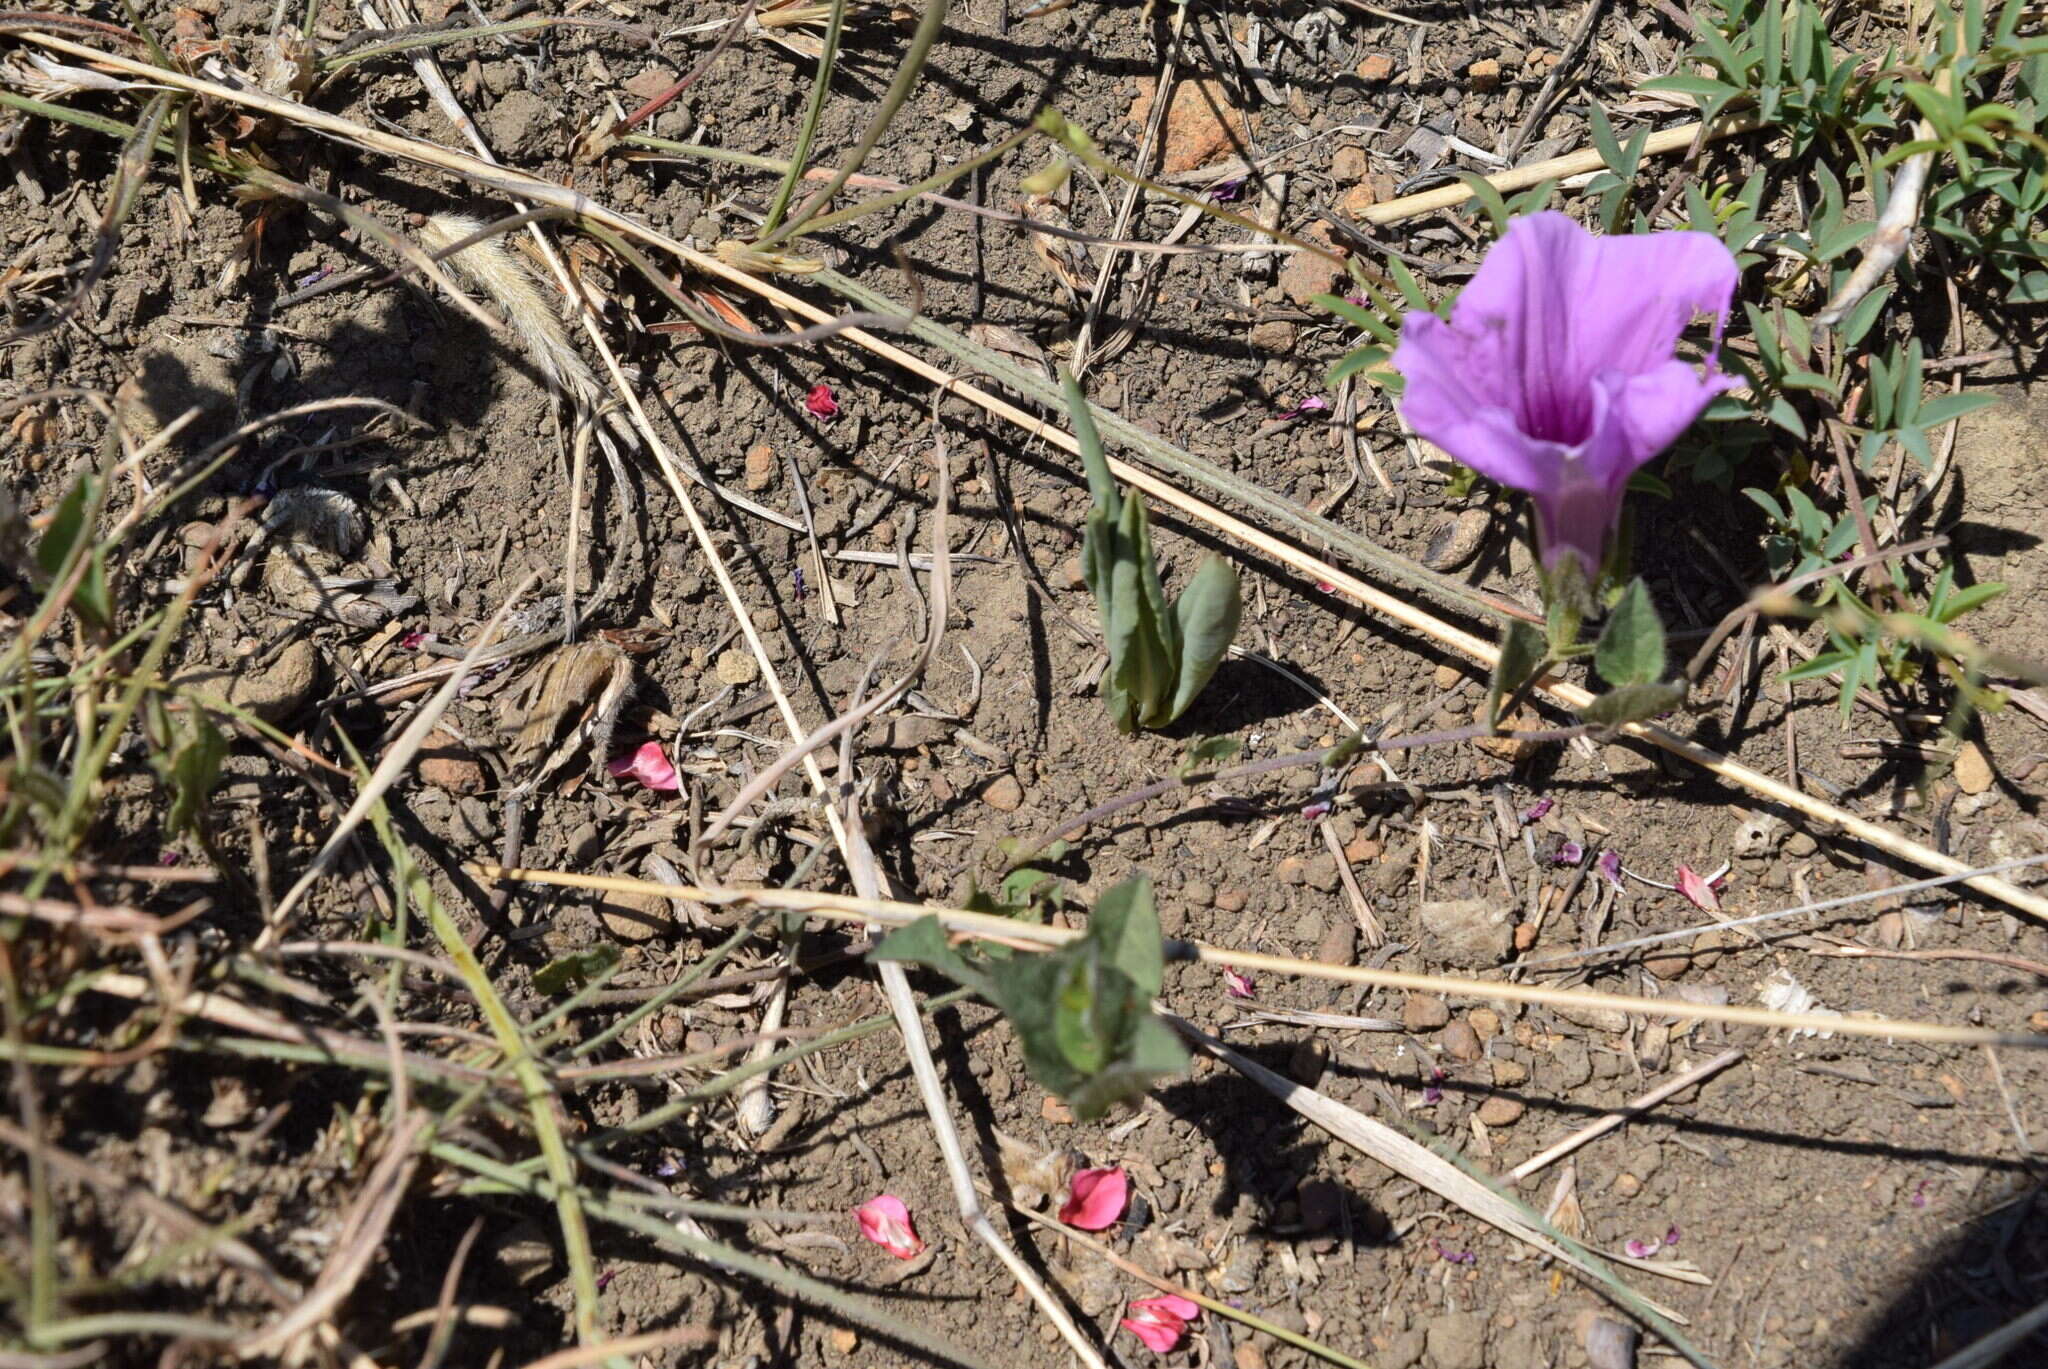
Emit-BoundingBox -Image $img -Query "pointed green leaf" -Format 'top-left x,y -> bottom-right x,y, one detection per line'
871,915 -> 992,994
166,712 -> 227,838
1486,620 -> 1546,726
1595,579 -> 1666,687
533,943 -> 621,997
1177,734 -> 1242,778
1577,681 -> 1686,727
1091,873 -> 1165,996
1164,554 -> 1241,724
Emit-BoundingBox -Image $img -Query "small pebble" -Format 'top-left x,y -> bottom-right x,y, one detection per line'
980,773 -> 1024,812
1441,1018 -> 1482,1063
1476,1096 -> 1524,1127
1402,993 -> 1451,1031
1955,740 -> 1994,795
715,648 -> 759,685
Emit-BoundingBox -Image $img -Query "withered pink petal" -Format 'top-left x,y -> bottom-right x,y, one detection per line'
1059,1166 -> 1129,1230
1675,863 -> 1721,912
1223,969 -> 1256,1000
805,383 -> 840,419
607,741 -> 680,793
1122,1295 -> 1199,1353
1624,1236 -> 1662,1260
855,1194 -> 924,1259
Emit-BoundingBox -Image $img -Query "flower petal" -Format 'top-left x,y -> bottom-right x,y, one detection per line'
1453,213 -> 1738,422
606,740 -> 680,793
1122,1296 -> 1200,1354
855,1194 -> 924,1259
1393,313 -> 1568,495
1675,864 -> 1721,913
1059,1167 -> 1129,1230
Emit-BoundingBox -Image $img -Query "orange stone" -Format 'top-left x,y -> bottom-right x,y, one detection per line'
1128,76 -> 1250,175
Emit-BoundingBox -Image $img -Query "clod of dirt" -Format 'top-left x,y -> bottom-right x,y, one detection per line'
485,88 -> 555,160
496,1219 -> 557,1286
979,773 -> 1024,812
1955,740 -> 1994,794
417,729 -> 484,794
1296,1179 -> 1342,1232
1602,741 -> 1664,789
1582,1314 -> 1640,1369
715,648 -> 759,686
1476,1095 -> 1524,1127
1644,928 -> 1730,980
1423,508 -> 1491,571
1277,226 -> 1346,308
1127,77 -> 1249,175
184,638 -> 320,724
1441,1017 -> 1482,1062
744,442 -> 779,493
113,344 -> 237,445
1732,812 -> 1787,859
1473,702 -> 1541,761
262,546 -> 416,626
1424,1309 -> 1487,1369
599,886 -> 672,942
1357,53 -> 1396,82
1418,897 -> 1513,967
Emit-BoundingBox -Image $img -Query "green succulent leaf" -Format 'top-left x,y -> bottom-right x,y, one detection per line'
868,875 -> 1187,1121
1064,370 -> 1242,733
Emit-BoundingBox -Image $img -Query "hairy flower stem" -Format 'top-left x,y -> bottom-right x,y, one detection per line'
1013,722 -> 1596,860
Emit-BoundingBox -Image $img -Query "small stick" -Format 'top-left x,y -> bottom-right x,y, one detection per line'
1509,1048 -> 1746,1184
471,866 -> 2048,1049
1358,115 -> 1763,225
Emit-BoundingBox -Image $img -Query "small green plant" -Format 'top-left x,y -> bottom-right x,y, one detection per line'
1062,371 -> 1242,734
873,873 -> 1188,1120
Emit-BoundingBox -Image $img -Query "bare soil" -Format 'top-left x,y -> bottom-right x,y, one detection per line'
4,2 -> 2046,1368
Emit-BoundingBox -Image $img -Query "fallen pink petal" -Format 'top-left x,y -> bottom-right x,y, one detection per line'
399,630 -> 434,650
1554,839 -> 1586,866
1664,1224 -> 1682,1246
855,1194 -> 924,1259
1122,1295 -> 1200,1353
1520,797 -> 1554,824
607,741 -> 680,793
1223,969 -> 1256,1000
805,382 -> 840,419
1624,1236 -> 1663,1260
1276,396 -> 1331,421
1597,849 -> 1624,889
1059,1166 -> 1129,1230
1675,863 -> 1721,912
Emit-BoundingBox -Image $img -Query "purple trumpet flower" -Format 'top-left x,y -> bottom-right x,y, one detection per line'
1392,213 -> 1740,577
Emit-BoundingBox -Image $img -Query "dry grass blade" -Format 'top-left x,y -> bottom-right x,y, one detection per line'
255,572 -> 536,946
1355,115 -> 1763,226
466,867 -> 2048,1049
513,1328 -> 718,1369
235,1112 -> 430,1358
1508,1049 -> 1746,1184
0,90 -> 167,347
1169,1016 -> 1713,1365
1922,1296 -> 2048,1369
